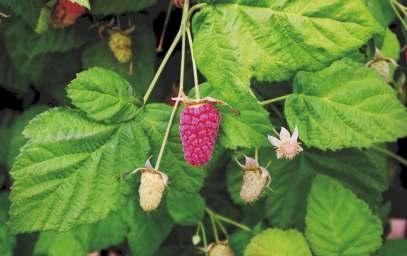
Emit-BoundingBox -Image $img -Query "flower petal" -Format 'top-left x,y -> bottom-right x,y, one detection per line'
280,127 -> 291,140
268,135 -> 280,147
291,126 -> 299,141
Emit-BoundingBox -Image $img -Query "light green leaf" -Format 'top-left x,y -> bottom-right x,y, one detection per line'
34,232 -> 86,256
67,67 -> 140,124
193,0 -> 382,89
91,0 -> 156,15
306,175 -> 383,256
71,0 -> 90,9
285,58 -> 407,150
10,107 -> 150,233
266,148 -> 388,230
378,239 -> 407,256
138,104 -> 207,225
198,83 -> 273,149
6,106 -> 48,169
82,24 -> 155,96
34,211 -> 126,255
380,28 -> 400,61
126,199 -> 173,256
245,228 -> 312,256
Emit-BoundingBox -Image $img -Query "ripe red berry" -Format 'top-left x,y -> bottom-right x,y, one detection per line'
180,102 -> 221,166
52,0 -> 86,28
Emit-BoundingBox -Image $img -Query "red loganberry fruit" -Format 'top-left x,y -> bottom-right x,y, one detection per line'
52,0 -> 86,28
179,97 -> 222,166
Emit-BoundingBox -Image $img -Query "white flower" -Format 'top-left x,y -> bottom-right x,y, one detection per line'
268,126 -> 303,160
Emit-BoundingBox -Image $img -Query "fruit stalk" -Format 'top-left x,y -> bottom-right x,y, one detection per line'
154,0 -> 190,170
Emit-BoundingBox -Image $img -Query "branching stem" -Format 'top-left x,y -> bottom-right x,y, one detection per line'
372,146 -> 407,167
154,0 -> 190,170
205,208 -> 251,232
187,26 -> 200,99
259,94 -> 290,106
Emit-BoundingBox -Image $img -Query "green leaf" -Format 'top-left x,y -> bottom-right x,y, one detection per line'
266,148 -> 388,230
166,191 -> 205,225
6,106 -> 48,169
3,21 -> 86,83
67,67 -> 140,124
306,175 -> 383,256
82,24 -> 155,96
378,239 -> 407,256
34,232 -> 86,256
198,83 -> 273,149
91,0 -> 156,15
0,193 -> 16,256
10,107 -> 150,233
0,50 -> 30,92
380,28 -> 400,61
71,0 -> 90,9
229,224 -> 263,256
138,104 -> 207,225
244,228 -> 312,256
285,58 -> 407,150
34,211 -> 126,255
193,0 -> 382,90
365,0 -> 395,27
126,199 -> 173,256
0,0 -> 43,28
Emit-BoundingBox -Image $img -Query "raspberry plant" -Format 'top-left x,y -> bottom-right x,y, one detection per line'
1,0 -> 407,255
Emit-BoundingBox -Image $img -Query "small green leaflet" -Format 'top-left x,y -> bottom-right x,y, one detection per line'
265,148 -> 388,230
193,0 -> 382,90
9,68 -> 150,233
68,67 -> 141,124
306,175 -> 383,256
285,58 -> 407,150
70,0 -> 91,9
138,104 -> 207,225
244,228 -> 312,256
198,83 -> 273,149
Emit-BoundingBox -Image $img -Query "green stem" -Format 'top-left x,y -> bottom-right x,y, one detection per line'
186,26 -> 200,99
199,222 -> 209,255
187,2 -> 207,19
154,0 -> 190,170
209,212 -> 220,242
205,208 -> 251,232
254,147 -> 259,162
391,0 -> 407,31
259,94 -> 290,106
143,29 -> 182,104
215,217 -> 228,239
372,146 -> 407,167
156,0 -> 173,52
